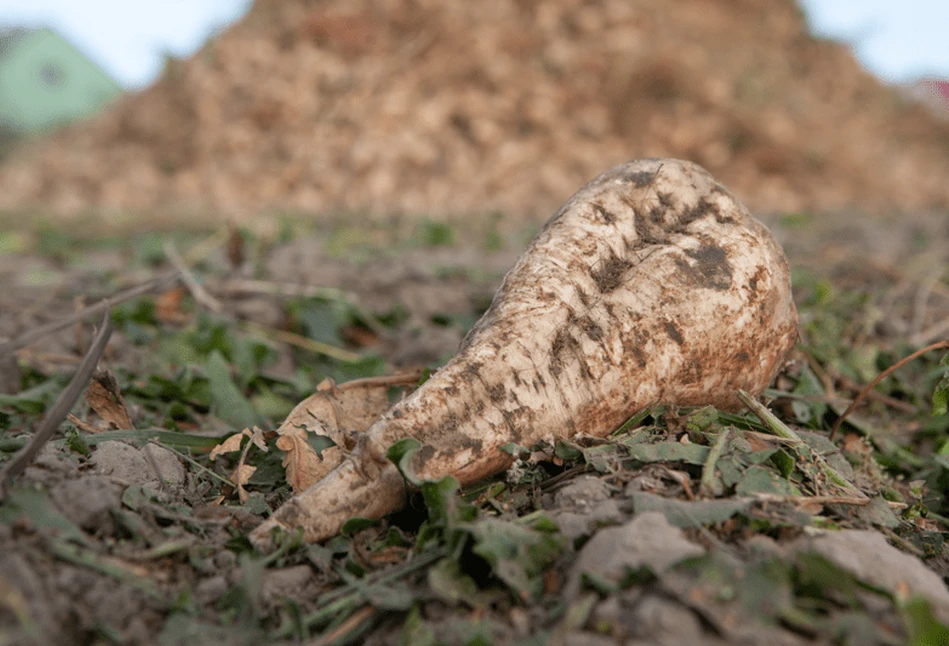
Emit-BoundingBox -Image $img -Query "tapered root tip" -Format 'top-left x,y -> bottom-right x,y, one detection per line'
248,459 -> 407,552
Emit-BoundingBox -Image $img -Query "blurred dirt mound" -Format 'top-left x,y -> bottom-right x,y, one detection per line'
3,0 -> 949,223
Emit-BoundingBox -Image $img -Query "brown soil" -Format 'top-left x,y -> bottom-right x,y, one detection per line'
2,0 -> 949,226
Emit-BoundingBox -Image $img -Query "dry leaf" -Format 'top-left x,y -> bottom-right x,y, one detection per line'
229,464 -> 257,503
85,369 -> 134,429
210,428 -> 252,460
276,427 -> 328,492
273,373 -> 417,491
212,428 -> 270,501
155,287 -> 189,325
210,427 -> 269,460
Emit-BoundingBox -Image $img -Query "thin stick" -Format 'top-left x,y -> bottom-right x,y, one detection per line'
66,412 -> 106,434
337,369 -> 426,390
0,309 -> 112,498
240,320 -> 363,364
834,374 -> 917,414
737,390 -> 863,496
305,606 -> 374,646
830,340 -> 949,440
700,427 -> 729,495
753,493 -> 906,509
164,240 -> 224,314
740,430 -> 799,445
154,441 -> 235,488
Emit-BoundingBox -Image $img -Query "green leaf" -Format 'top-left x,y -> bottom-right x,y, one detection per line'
770,449 -> 795,478
341,517 -> 380,535
468,517 -> 566,601
793,552 -> 863,605
685,406 -> 719,433
242,492 -> 271,516
419,476 -> 468,531
554,441 -> 582,462
932,367 -> 949,417
854,495 -> 900,529
416,220 -> 455,247
64,427 -> 91,457
624,440 -> 710,465
400,606 -> 436,646
735,465 -> 799,496
582,443 -> 622,473
250,386 -> 296,421
0,379 -> 61,413
903,596 -> 949,646
205,350 -> 258,430
632,491 -> 754,528
427,558 -> 487,606
190,314 -> 233,358
499,442 -> 529,457
295,299 -> 343,346
387,438 -> 424,485
231,335 -> 260,387
306,433 -> 337,460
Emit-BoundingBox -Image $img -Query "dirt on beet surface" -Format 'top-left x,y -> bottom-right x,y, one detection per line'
1,212 -> 949,645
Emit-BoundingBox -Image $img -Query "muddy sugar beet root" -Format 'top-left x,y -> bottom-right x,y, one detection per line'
250,158 -> 798,549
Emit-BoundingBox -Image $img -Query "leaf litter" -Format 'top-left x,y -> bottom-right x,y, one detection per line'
1,219 -> 949,644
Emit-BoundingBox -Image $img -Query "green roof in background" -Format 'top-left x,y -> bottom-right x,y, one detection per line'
0,26 -> 123,135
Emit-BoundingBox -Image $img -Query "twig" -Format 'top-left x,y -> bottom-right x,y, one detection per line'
0,273 -> 176,355
830,340 -> 949,440
163,240 -> 224,314
337,369 -> 426,390
240,320 -> 363,364
305,606 -> 375,646
66,413 -> 106,434
737,390 -> 863,496
154,441 -> 235,488
49,540 -> 162,598
736,390 -> 800,443
832,374 -> 917,414
217,278 -> 353,301
700,427 -> 729,495
753,493 -> 906,510
15,351 -> 82,365
740,429 -> 798,445
0,309 -> 112,499
267,548 -> 448,640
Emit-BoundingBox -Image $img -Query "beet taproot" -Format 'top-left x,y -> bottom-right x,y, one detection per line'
250,158 -> 798,548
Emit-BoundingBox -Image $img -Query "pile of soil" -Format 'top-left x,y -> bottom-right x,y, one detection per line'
2,0 -> 949,223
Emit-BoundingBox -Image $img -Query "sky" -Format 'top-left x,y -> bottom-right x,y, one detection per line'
0,1 -> 947,89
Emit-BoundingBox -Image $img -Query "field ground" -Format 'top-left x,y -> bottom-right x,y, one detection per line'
2,208 -> 949,645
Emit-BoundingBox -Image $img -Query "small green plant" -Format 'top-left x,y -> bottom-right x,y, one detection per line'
416,220 -> 455,247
